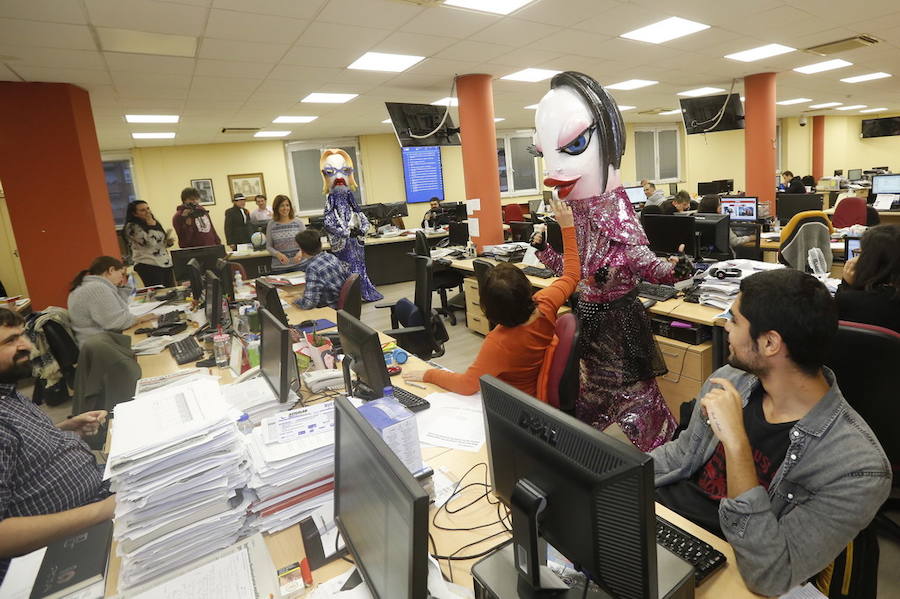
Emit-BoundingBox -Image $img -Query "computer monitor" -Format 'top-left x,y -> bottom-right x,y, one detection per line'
544,220 -> 563,254
834,169 -> 843,177
640,214 -> 697,257
306,215 -> 326,233
697,181 -> 718,196
624,186 -> 646,204
171,245 -> 227,283
360,203 -> 386,226
337,310 -> 390,400
528,199 -> 543,216
694,213 -> 731,260
381,201 -> 409,221
384,102 -> 461,147
442,201 -> 467,223
215,258 -> 234,302
186,258 -> 205,302
776,174 -> 782,188
848,169 -> 862,182
479,376 -> 658,597
872,174 -> 900,194
204,270 -> 224,330
260,308 -> 291,403
448,222 -> 469,247
775,193 -> 824,224
334,395 -> 429,599
255,279 -> 288,327
844,237 -> 862,260
508,221 -> 534,243
668,183 -> 678,195
720,197 -> 758,222
713,179 -> 734,193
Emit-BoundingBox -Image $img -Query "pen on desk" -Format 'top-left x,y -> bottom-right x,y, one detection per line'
406,382 -> 427,390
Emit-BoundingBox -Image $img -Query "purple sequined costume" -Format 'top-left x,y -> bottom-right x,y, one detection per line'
324,187 -> 383,302
536,186 -> 683,451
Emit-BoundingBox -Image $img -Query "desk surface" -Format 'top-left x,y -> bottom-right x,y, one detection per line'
228,230 -> 449,261
117,288 -> 758,597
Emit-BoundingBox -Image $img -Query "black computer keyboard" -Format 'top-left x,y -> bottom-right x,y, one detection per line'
393,387 -> 431,412
167,336 -> 205,365
521,266 -> 555,278
157,310 -> 184,326
637,282 -> 679,302
656,516 -> 727,585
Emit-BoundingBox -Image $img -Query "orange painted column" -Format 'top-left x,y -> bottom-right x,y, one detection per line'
0,82 -> 119,309
455,74 -> 503,251
743,73 -> 777,214
812,115 -> 825,181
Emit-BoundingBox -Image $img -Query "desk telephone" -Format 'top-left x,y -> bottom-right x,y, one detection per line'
302,369 -> 344,393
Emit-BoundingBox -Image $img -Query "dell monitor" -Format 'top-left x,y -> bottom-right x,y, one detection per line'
215,258 -> 235,302
255,279 -> 289,327
694,213 -> 731,261
697,181 -> 718,197
385,102 -> 461,147
640,214 -> 697,258
260,308 -> 291,403
334,395 -> 429,599
203,270 -> 225,330
720,197 -> 758,222
381,201 -> 409,221
360,203 -> 386,227
624,186 -> 646,204
171,245 -> 227,284
847,169 -> 862,182
872,174 -> 900,195
776,193 -> 823,224
186,258 -> 205,302
448,222 -> 469,247
440,201 -> 467,223
337,310 -> 390,400
475,376 -> 693,598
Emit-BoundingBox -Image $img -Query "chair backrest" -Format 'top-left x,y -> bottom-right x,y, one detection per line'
337,273 -> 361,320
44,320 -> 80,388
391,297 -> 448,359
414,231 -> 430,258
508,221 -> 534,242
502,204 -> 524,223
413,255 -> 433,317
831,196 -> 867,228
472,258 -> 494,291
542,313 -> 580,412
778,210 -> 834,272
825,320 -> 900,465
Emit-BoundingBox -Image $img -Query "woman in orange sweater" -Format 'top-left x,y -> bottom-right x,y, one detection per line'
402,199 -> 580,397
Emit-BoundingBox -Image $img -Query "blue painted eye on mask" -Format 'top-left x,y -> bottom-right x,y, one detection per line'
558,124 -> 596,156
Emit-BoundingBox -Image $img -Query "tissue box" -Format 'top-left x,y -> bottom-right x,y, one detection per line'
357,398 -> 424,475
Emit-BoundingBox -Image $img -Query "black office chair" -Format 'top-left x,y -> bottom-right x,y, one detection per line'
44,320 -> 80,391
472,259 -> 496,331
336,274 -> 362,320
414,231 -> 464,326
377,256 -> 449,360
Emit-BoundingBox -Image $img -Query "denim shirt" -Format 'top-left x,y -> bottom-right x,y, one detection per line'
650,365 -> 891,596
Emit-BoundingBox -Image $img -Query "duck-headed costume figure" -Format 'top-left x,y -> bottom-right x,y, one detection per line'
531,71 -> 693,451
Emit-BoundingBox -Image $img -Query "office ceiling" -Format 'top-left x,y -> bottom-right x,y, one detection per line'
1,0 -> 899,150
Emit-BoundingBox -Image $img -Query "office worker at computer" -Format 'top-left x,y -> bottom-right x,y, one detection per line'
643,181 -> 667,206
403,199 -> 579,396
835,224 -> 900,333
782,170 -> 806,194
420,196 -> 450,229
530,71 -> 693,451
652,269 -> 890,596
0,308 -> 115,585
697,195 -> 756,249
292,230 -> 349,310
661,190 -> 697,215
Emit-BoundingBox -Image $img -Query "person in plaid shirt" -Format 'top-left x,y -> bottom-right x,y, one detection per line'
0,309 -> 114,584
293,229 -> 349,310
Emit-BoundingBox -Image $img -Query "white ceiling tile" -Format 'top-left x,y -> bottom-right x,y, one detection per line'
296,24 -> 390,51
85,0 -> 209,36
0,46 -> 105,70
199,38 -> 290,62
573,3 -> 666,36
372,32 -> 457,57
117,86 -> 191,100
204,9 -> 309,43
112,71 -> 192,89
266,64 -> 344,82
0,19 -> 96,50
318,0 -> 422,30
489,47 -> 563,68
0,0 -> 88,24
435,40 -> 515,62
469,18 -> 561,47
104,52 -> 196,75
189,77 -> 258,100
195,58 -> 275,78
628,0 -> 784,29
533,29 -> 616,59
514,0 -> 622,27
15,66 -> 112,86
211,0 -> 325,19
281,45 -> 361,68
400,6 -> 499,39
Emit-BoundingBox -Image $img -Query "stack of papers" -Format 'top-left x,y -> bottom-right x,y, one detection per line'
105,379 -> 251,589
483,242 -> 530,256
245,403 -> 336,534
696,259 -> 783,310
416,392 -> 485,452
222,377 -> 290,425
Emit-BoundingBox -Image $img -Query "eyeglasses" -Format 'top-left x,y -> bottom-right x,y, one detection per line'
322,166 -> 354,177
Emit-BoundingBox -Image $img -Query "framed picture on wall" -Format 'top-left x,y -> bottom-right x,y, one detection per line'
190,178 -> 216,206
228,173 -> 266,200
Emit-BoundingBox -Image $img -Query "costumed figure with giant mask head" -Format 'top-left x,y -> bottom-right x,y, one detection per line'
530,72 -> 694,451
321,149 -> 383,302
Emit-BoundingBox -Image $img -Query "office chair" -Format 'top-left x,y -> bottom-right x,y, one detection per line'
502,204 -> 525,224
377,256 -> 449,360
825,320 -> 900,541
472,258 -> 496,331
831,196 -> 868,228
778,210 -> 834,273
336,274 -> 361,320
539,312 -> 580,414
43,319 -> 80,391
414,231 -> 464,325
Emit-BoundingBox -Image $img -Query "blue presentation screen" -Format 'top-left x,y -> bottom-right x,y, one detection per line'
402,146 -> 444,204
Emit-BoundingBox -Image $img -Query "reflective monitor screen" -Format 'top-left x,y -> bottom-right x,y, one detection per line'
624,186 -> 646,204
720,197 -> 758,221
872,174 -> 900,195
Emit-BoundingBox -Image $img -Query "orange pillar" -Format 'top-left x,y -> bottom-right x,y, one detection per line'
743,73 -> 777,214
812,115 -> 825,181
0,82 -> 119,309
455,74 -> 503,251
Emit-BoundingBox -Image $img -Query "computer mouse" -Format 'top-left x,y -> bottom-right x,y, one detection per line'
387,365 -> 402,376
298,319 -> 316,328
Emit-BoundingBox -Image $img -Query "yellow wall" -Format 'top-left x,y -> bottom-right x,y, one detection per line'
682,128 -> 746,194
822,113 -> 900,175
782,117 -> 811,176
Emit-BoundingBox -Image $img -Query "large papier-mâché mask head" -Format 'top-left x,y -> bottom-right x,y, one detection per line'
320,148 -> 358,193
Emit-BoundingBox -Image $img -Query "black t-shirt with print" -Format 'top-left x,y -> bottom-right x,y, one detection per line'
656,383 -> 796,536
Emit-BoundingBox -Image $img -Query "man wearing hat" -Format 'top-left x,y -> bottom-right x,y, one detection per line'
224,192 -> 253,250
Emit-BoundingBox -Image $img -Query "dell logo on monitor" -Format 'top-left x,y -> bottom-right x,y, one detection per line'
518,411 -> 558,446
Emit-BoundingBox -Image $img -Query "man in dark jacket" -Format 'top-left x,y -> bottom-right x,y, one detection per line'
224,193 -> 253,249
781,171 -> 806,194
172,187 -> 221,248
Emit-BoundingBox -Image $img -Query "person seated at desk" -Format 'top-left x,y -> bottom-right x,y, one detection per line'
292,230 -> 348,310
266,195 -> 307,273
67,256 -> 154,347
660,190 -> 697,214
697,195 -> 757,249
651,269 -> 890,596
782,170 -> 806,194
421,197 -> 451,229
0,308 -> 115,584
643,182 -> 667,206
403,200 -> 579,396
835,223 -> 900,333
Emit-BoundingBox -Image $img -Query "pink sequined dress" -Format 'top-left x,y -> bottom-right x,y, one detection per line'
536,186 -> 689,451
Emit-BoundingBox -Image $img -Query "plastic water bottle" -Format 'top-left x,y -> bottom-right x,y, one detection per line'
383,386 -> 395,400
237,412 -> 253,434
246,337 -> 260,368
234,271 -> 244,292
213,329 -> 229,367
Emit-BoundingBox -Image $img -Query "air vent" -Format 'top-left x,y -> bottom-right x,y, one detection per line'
805,35 -> 878,56
220,127 -> 260,134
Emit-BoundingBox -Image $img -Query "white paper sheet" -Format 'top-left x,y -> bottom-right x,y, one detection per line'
467,217 -> 480,238
779,583 -> 827,599
129,301 -> 165,317
0,547 -> 46,599
465,198 -> 480,215
415,392 -> 485,452
127,546 -> 256,599
873,193 -> 897,210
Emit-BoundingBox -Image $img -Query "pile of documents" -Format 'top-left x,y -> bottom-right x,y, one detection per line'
696,259 -> 783,310
105,379 -> 251,589
222,376 -> 291,426
245,402 -> 336,534
483,242 -> 530,262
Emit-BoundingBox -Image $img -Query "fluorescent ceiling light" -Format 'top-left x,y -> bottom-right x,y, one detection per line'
809,102 -> 842,109
659,108 -> 684,115
131,132 -> 175,139
618,105 -> 636,111
254,131 -> 291,138
725,43 -> 795,62
620,17 -> 710,44
793,59 -> 852,74
301,93 -> 358,103
501,68 -> 561,82
524,104 -> 539,109
606,79 -> 658,90
125,114 -> 179,123
840,72 -> 891,83
494,117 -> 505,122
96,27 -> 196,57
860,107 -> 888,113
776,98 -> 812,105
273,116 -> 318,124
836,104 -> 867,110
347,51 -> 424,72
678,87 -> 725,97
431,97 -> 458,107
443,0 -> 535,15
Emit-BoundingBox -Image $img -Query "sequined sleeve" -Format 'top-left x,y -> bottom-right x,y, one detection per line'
624,243 -> 677,284
535,245 -> 564,276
